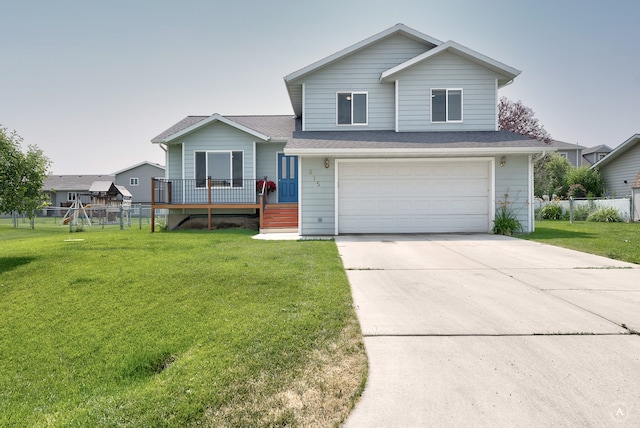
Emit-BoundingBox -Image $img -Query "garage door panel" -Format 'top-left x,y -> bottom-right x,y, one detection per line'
338,160 -> 491,234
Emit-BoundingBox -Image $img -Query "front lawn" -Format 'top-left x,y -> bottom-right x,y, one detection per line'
522,220 -> 640,265
0,223 -> 367,426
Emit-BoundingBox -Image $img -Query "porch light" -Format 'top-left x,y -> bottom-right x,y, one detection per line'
500,156 -> 506,167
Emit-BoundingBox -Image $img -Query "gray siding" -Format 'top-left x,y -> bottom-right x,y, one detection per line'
167,144 -> 182,179
601,144 -> 640,197
494,154 -> 531,233
115,164 -> 165,204
179,121 -> 259,180
300,157 -> 335,235
256,142 -> 286,202
396,51 -> 498,131
302,34 -> 430,131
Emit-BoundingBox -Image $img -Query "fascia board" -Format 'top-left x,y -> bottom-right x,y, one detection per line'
380,40 -> 521,82
284,146 -> 555,157
157,114 -> 270,143
590,134 -> 640,169
284,24 -> 442,83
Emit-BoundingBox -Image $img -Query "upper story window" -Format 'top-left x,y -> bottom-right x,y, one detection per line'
195,151 -> 243,188
431,89 -> 463,123
67,192 -> 76,201
337,92 -> 367,125
130,177 -> 139,186
597,153 -> 607,161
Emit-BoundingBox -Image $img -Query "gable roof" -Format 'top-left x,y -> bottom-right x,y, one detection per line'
44,175 -> 115,191
582,144 -> 613,155
284,24 -> 442,83
112,161 -> 165,175
591,134 -> 640,169
284,24 -> 443,117
151,115 -> 295,143
380,40 -> 520,87
550,140 -> 587,150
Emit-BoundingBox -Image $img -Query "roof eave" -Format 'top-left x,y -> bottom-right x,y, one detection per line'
590,134 -> 640,169
284,146 -> 554,157
380,40 -> 521,83
154,114 -> 271,143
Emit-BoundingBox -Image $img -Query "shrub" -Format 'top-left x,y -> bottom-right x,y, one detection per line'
566,166 -> 604,197
541,203 -> 563,220
567,183 -> 587,198
571,204 -> 592,221
586,207 -> 622,222
493,194 -> 523,235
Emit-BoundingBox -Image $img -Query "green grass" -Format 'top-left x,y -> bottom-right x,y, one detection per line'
522,220 -> 640,264
0,221 -> 367,426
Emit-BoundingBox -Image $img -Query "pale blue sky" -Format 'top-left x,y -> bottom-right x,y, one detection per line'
1,0 -> 638,174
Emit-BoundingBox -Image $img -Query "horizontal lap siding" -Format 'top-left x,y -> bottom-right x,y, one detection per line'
180,122 -> 257,180
300,157 -> 335,235
256,143 -> 285,202
397,51 -> 498,131
167,144 -> 182,179
303,35 -> 430,131
494,154 -> 531,232
601,144 -> 640,197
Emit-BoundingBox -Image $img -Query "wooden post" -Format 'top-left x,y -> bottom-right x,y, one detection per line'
207,177 -> 212,205
208,208 -> 212,231
167,181 -> 172,204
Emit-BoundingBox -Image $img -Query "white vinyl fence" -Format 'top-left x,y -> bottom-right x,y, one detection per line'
535,197 -> 632,222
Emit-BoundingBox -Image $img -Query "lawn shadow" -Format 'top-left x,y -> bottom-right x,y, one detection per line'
0,257 -> 36,274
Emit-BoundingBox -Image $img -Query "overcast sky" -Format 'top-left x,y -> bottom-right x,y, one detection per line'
1,0 -> 638,175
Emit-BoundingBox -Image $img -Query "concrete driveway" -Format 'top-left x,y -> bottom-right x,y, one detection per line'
339,234 -> 640,427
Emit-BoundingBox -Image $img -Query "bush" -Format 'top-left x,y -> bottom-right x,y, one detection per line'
571,204 -> 592,221
567,183 -> 587,198
493,194 -> 523,235
566,166 -> 604,197
586,207 -> 622,222
541,203 -> 563,220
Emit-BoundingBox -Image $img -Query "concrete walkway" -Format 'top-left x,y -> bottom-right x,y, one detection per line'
339,234 -> 640,427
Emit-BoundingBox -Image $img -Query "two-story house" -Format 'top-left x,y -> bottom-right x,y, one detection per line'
151,24 -> 549,234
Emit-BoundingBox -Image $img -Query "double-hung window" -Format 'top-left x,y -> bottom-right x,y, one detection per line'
130,177 -> 139,186
337,92 -> 367,125
195,151 -> 243,188
431,89 -> 463,123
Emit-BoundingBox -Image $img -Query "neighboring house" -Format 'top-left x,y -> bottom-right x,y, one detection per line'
113,161 -> 165,204
151,24 -> 550,234
88,181 -> 132,207
582,144 -> 612,166
591,134 -> 640,220
44,175 -> 115,209
549,140 -> 587,167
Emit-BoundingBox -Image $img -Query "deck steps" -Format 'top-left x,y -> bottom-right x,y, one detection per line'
262,203 -> 298,230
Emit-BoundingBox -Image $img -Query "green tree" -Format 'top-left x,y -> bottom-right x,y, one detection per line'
537,153 -> 571,198
0,126 -> 51,227
566,166 -> 604,197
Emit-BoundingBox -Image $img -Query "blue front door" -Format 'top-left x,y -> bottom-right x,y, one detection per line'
278,153 -> 298,203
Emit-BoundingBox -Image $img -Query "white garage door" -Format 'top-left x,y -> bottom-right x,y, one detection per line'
337,159 -> 491,233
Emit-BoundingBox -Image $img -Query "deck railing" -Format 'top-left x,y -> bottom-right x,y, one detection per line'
152,178 -> 260,205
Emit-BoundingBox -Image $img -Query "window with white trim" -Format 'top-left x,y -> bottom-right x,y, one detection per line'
431,89 -> 463,123
337,92 -> 367,125
130,177 -> 139,186
597,153 -> 607,161
67,192 -> 76,201
559,153 -> 568,159
195,151 -> 243,188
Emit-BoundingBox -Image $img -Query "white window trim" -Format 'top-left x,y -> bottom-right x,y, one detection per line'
194,150 -> 245,189
67,192 -> 76,201
559,153 -> 568,159
130,177 -> 139,186
430,88 -> 463,123
336,91 -> 368,126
